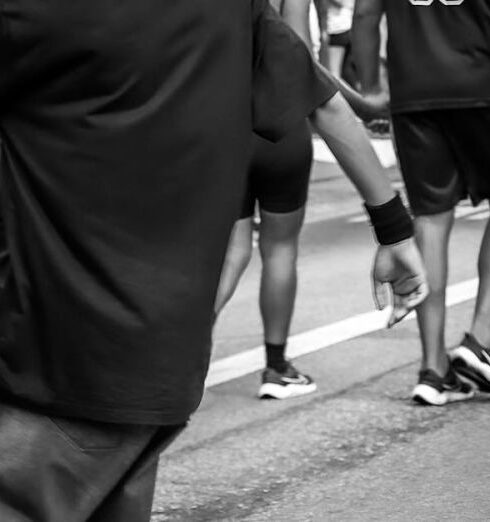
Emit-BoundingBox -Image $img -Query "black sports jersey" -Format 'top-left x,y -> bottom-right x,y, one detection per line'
0,0 -> 337,424
384,0 -> 490,113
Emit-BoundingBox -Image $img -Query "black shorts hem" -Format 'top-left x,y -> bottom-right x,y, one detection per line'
411,194 -> 490,217
410,198 -> 462,217
259,199 -> 307,215
239,199 -> 307,219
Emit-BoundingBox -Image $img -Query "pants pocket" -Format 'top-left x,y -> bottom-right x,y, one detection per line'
48,416 -> 140,452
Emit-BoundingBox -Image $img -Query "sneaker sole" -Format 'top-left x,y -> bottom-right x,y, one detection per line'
412,383 -> 474,406
258,382 -> 317,400
450,347 -> 490,392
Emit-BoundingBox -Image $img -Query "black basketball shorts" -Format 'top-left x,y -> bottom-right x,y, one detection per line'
392,108 -> 490,216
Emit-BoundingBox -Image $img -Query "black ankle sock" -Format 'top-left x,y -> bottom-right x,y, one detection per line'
265,342 -> 287,371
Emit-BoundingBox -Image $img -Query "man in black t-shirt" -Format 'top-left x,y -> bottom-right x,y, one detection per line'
353,0 -> 490,406
0,1 -> 427,518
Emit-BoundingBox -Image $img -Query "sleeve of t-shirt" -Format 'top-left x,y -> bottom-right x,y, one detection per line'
252,0 -> 339,142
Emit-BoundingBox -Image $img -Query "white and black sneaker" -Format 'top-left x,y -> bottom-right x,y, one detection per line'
258,361 -> 317,400
412,366 -> 475,406
451,333 -> 490,393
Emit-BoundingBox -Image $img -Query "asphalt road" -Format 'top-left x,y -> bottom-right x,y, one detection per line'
151,157 -> 490,521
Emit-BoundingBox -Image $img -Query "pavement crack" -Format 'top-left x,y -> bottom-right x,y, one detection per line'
152,364 -> 486,521
165,360 -> 419,460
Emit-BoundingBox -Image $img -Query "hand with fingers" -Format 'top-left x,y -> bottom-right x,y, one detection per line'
365,118 -> 390,137
362,89 -> 390,120
372,238 -> 429,328
362,89 -> 391,137
335,78 -> 390,122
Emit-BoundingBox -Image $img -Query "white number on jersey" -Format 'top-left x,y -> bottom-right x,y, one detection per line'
409,0 -> 465,5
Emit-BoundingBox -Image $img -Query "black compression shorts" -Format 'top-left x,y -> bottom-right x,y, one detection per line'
329,30 -> 351,48
240,119 -> 312,219
392,108 -> 490,216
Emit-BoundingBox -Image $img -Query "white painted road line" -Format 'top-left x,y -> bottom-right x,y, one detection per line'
467,210 -> 490,221
206,278 -> 478,389
313,137 -> 397,168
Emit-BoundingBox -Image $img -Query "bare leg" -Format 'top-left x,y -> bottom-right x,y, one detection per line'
470,217 -> 490,347
414,210 -> 454,375
269,0 -> 283,13
258,207 -> 305,344
313,0 -> 330,68
282,0 -> 314,51
327,46 -> 346,78
214,218 -> 253,316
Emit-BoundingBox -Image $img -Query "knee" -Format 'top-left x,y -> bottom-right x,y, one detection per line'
259,235 -> 299,266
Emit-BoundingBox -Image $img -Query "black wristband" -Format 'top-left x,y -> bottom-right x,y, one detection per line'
364,193 -> 414,245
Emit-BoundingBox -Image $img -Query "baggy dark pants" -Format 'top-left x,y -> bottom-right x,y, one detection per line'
0,401 -> 184,521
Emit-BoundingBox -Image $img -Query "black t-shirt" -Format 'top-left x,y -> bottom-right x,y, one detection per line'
0,0 -> 337,424
384,0 -> 490,113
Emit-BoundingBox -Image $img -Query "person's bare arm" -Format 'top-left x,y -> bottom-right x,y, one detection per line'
310,93 -> 428,325
252,0 -> 427,324
310,92 -> 392,205
352,0 -> 384,94
336,75 -> 389,119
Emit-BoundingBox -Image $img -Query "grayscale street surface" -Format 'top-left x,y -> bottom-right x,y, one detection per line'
151,145 -> 490,521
